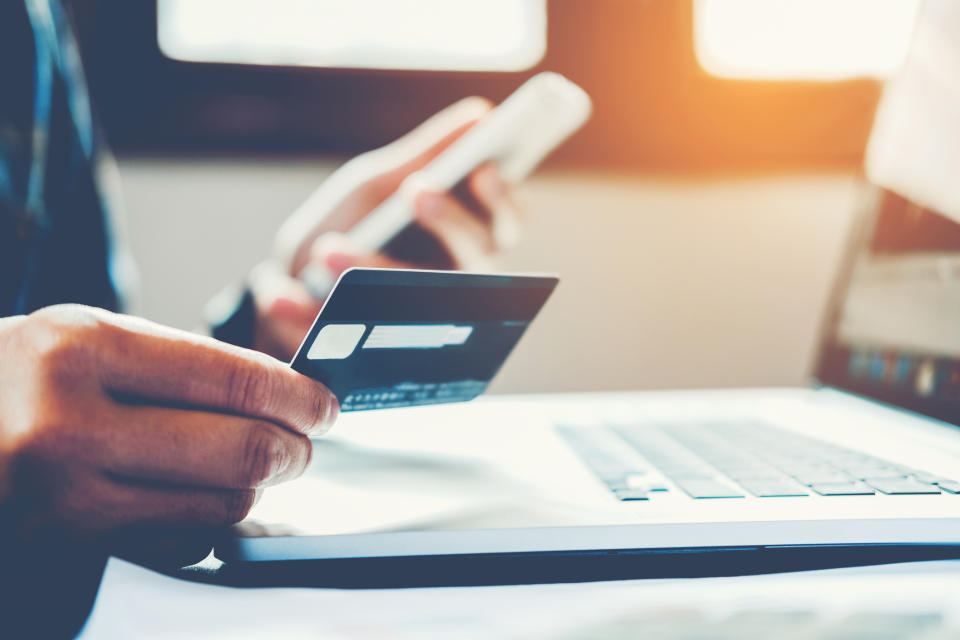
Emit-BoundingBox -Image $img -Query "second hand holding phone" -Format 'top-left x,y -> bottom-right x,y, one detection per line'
300,72 -> 591,298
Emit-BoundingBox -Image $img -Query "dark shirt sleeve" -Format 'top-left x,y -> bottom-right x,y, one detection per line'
2,0 -> 261,350
1,0 -> 121,317
207,283 -> 258,349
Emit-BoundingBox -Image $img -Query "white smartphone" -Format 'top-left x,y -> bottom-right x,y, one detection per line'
301,72 -> 592,297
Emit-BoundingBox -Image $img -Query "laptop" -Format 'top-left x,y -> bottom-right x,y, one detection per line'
216,1 -> 960,575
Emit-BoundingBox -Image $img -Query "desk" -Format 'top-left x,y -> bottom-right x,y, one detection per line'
79,558 -> 960,638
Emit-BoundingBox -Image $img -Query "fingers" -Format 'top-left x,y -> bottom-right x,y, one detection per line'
93,312 -> 338,436
309,231 -> 418,277
414,190 -> 497,270
279,96 -> 494,274
44,469 -> 261,535
249,260 -> 319,327
307,167 -> 521,275
468,164 -> 523,250
249,260 -> 323,360
385,164 -> 520,270
323,97 -> 495,234
375,97 -> 493,184
83,478 -> 262,531
100,403 -> 313,490
277,97 -> 501,275
325,250 -> 414,273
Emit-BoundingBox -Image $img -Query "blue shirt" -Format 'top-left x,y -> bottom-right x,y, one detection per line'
0,0 -> 124,316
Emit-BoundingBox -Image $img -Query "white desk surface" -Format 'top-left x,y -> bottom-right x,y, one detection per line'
80,558 -> 960,639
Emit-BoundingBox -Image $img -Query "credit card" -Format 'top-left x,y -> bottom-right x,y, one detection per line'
290,268 -> 558,412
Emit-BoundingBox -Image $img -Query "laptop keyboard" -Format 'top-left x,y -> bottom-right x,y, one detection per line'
556,421 -> 960,501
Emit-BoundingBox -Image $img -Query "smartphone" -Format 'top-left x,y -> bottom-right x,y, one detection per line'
301,72 -> 591,297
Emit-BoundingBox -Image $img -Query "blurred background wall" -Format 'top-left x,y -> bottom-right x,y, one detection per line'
68,0 -> 907,393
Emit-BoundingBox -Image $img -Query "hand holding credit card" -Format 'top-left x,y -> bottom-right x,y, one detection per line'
290,268 -> 558,411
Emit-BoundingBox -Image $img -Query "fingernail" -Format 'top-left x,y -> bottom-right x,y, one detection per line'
324,252 -> 355,274
415,191 -> 444,219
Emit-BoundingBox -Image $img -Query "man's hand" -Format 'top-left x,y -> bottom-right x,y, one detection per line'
0,305 -> 337,560
251,97 -> 524,360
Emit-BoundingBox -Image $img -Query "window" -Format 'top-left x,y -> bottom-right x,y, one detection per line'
694,0 -> 921,80
157,0 -> 546,71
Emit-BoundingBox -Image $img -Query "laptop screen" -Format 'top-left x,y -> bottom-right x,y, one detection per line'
817,190 -> 960,426
816,0 -> 960,426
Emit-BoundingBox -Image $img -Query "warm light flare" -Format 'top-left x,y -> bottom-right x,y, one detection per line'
158,0 -> 546,71
695,0 -> 922,80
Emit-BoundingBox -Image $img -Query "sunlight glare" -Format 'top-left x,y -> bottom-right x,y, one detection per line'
695,0 -> 922,80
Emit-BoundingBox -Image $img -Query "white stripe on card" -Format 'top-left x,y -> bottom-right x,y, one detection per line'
362,325 -> 474,350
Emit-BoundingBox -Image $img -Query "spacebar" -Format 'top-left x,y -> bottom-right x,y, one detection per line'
674,479 -> 745,499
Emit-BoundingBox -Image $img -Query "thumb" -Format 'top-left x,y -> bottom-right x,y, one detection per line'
250,261 -> 320,325
373,96 -> 492,187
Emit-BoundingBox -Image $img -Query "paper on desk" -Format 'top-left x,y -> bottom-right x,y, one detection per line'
80,559 -> 960,639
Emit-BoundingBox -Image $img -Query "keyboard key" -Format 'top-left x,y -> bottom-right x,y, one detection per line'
791,470 -> 853,485
667,471 -> 717,481
862,475 -> 913,486
626,474 -> 668,492
909,471 -> 948,484
674,479 -> 745,499
811,482 -> 876,496
614,488 -> 649,501
727,473 -> 791,485
604,478 -> 630,491
866,479 -> 942,495
739,482 -> 809,497
937,480 -> 960,494
557,426 -> 648,489
844,466 -> 907,481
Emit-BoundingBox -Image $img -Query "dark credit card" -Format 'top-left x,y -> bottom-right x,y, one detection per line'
290,268 -> 558,411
